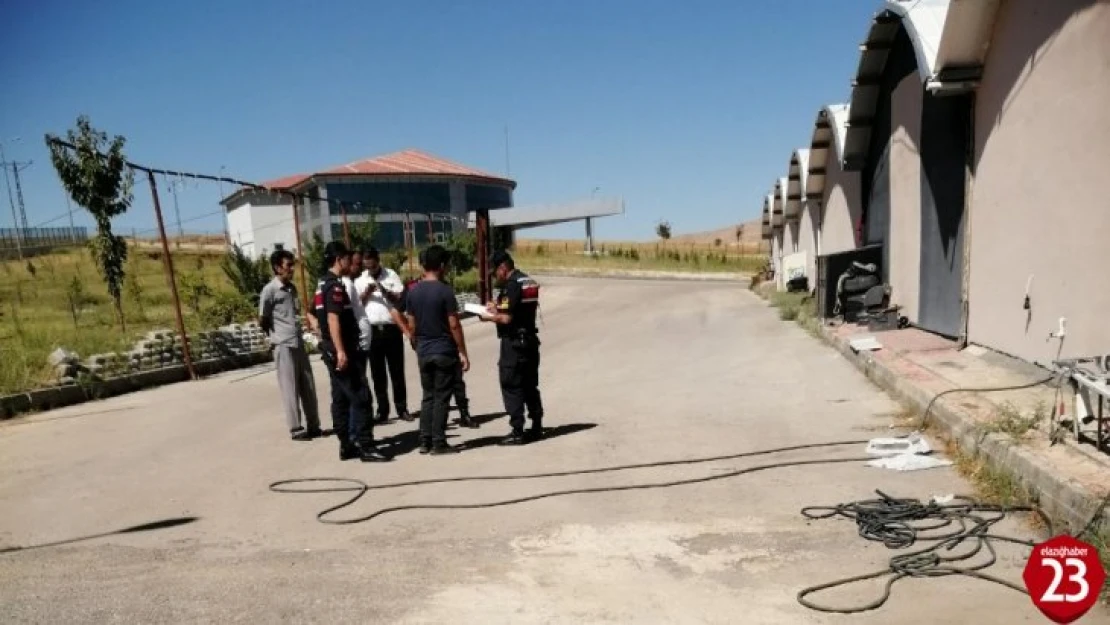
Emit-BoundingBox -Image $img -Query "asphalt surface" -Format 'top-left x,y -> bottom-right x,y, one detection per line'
1,276 -> 1102,624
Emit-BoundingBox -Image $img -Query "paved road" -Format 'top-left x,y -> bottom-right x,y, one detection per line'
0,277 -> 1100,624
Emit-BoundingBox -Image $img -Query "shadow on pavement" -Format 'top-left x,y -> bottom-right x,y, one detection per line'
461,422 -> 598,451
0,516 -> 200,554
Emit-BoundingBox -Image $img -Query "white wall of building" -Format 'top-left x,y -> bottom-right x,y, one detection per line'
250,203 -> 297,259
226,204 -> 255,258
224,191 -> 296,260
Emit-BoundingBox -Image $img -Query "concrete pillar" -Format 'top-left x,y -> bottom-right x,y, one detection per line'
585,217 -> 594,253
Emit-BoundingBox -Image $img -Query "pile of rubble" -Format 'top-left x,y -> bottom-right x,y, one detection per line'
46,323 -> 271,386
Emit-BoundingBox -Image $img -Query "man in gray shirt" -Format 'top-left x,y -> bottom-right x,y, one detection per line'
259,249 -> 321,440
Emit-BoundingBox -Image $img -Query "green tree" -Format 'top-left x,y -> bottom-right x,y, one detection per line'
179,271 -> 213,316
221,243 -> 271,305
656,220 -> 672,241
45,116 -> 134,331
64,276 -> 87,330
347,212 -> 379,250
124,255 -> 145,320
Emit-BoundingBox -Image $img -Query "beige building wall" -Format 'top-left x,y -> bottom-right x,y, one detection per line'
771,230 -> 783,288
887,73 -> 924,322
784,220 -> 798,256
818,158 -> 862,255
968,0 -> 1110,362
798,201 -> 819,282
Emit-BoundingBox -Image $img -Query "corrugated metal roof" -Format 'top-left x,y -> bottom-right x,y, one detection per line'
806,103 -> 850,200
786,148 -> 810,220
843,0 -> 952,171
762,193 -> 775,239
773,178 -> 789,227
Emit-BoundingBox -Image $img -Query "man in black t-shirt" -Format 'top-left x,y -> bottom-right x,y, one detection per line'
404,245 -> 471,455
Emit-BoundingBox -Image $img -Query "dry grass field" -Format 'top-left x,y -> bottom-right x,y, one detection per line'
0,245 -> 242,396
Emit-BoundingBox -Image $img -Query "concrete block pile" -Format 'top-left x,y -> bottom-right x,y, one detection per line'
455,292 -> 481,312
46,323 -> 271,386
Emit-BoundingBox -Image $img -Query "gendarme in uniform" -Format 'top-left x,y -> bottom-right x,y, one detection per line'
313,265 -> 381,459
491,250 -> 544,442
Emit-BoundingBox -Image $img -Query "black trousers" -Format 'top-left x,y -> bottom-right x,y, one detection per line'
453,360 -> 469,413
369,324 -> 407,416
499,337 -> 543,433
327,352 -> 374,446
419,353 -> 458,445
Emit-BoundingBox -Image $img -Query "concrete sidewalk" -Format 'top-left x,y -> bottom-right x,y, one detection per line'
807,311 -> 1110,534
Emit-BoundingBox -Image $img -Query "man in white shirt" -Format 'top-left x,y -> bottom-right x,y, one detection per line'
356,247 -> 413,423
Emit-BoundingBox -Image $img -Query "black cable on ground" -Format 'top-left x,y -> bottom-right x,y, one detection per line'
916,374 -> 1057,430
796,490 -> 1051,614
269,439 -> 871,525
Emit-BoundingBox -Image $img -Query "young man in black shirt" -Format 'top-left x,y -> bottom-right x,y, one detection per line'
404,244 -> 470,455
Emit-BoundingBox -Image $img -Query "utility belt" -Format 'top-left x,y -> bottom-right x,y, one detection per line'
501,328 -> 540,350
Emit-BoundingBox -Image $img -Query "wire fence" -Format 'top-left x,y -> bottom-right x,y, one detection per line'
0,226 -> 89,259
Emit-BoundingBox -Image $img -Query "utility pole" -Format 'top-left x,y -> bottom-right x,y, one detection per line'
0,138 -> 26,259
217,165 -> 229,245
11,162 -> 30,233
168,179 -> 185,239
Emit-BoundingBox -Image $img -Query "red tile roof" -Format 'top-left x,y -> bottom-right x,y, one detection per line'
225,149 -> 514,206
259,173 -> 310,190
320,149 -> 512,186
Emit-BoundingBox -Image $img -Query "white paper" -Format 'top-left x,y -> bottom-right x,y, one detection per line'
464,302 -> 492,317
866,455 -> 953,472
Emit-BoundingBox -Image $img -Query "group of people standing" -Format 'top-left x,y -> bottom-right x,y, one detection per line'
257,241 -> 544,462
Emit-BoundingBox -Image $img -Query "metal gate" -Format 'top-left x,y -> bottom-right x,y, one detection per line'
866,143 -> 892,284
916,93 -> 971,338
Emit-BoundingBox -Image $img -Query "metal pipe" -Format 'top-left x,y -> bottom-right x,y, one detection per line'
291,196 -> 310,313
476,209 -> 490,303
145,170 -> 196,381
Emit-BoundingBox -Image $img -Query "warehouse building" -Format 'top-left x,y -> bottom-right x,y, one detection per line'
763,0 -> 1109,365
805,103 -> 861,257
219,149 -> 515,259
836,0 -> 1109,360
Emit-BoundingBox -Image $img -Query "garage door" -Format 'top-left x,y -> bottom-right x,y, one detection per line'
916,93 -> 971,338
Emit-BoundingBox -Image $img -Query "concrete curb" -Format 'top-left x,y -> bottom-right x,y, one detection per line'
744,286 -> 1108,533
0,351 -> 273,420
811,320 -> 1108,534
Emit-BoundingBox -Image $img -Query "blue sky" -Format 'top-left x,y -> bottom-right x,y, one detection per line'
1,0 -> 878,241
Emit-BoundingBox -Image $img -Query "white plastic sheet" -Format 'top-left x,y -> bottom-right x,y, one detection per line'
866,455 -> 953,472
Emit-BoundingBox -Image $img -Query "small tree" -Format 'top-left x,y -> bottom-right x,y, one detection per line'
179,272 -> 213,316
656,220 -> 672,241
64,276 -> 87,330
221,243 -> 271,305
735,225 -> 744,245
124,257 -> 145,320
46,116 -> 134,331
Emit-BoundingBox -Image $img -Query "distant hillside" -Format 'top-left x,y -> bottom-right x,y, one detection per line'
668,218 -> 764,246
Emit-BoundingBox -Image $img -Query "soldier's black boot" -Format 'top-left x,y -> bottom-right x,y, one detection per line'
499,429 -> 526,446
356,441 -> 393,462
525,419 -> 543,442
339,439 -> 359,461
458,409 -> 478,429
